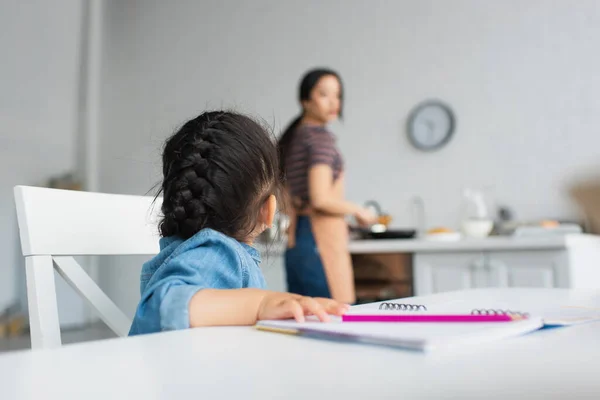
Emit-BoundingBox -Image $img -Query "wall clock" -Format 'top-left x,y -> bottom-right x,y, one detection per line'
407,100 -> 455,151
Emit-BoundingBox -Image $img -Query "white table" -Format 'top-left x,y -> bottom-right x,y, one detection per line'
1,288 -> 599,399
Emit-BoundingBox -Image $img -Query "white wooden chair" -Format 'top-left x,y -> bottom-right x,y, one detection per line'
14,185 -> 161,349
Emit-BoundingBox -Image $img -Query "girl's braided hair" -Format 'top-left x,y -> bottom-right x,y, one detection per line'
157,111 -> 280,241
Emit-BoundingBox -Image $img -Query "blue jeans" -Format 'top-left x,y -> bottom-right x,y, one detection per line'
285,216 -> 332,298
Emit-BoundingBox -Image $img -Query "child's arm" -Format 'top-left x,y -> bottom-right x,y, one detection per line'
189,289 -> 349,327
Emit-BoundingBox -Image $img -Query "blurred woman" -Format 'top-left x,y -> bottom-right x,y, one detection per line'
278,68 -> 376,304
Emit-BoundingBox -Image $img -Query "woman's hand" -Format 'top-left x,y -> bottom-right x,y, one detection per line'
354,207 -> 378,227
257,293 -> 350,322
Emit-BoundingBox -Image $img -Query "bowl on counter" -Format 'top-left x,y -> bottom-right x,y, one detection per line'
461,219 -> 494,238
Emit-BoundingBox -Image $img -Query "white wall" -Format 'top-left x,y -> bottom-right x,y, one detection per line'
0,0 -> 84,316
98,0 -> 600,314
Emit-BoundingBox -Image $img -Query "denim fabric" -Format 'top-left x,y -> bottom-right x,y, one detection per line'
285,216 -> 331,298
129,228 -> 266,335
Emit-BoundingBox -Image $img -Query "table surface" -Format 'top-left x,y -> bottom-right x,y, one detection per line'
2,288 -> 599,399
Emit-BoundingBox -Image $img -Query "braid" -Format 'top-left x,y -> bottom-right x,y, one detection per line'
160,116 -> 219,238
157,111 -> 280,240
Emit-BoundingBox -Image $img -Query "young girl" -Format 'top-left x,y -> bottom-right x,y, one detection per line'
129,111 -> 348,335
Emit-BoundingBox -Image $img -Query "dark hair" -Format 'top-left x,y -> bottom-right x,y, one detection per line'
277,68 -> 343,180
157,111 -> 280,241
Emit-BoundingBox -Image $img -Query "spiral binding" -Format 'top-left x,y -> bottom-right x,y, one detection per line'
471,309 -> 530,318
378,303 -> 428,311
377,303 -> 528,317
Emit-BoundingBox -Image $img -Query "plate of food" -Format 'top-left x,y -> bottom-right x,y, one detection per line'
423,227 -> 462,241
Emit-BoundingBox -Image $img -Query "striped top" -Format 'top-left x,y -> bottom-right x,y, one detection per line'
284,124 -> 344,208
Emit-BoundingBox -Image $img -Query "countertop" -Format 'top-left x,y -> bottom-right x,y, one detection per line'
256,234 -> 600,256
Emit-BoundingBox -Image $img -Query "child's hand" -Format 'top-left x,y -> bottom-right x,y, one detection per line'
257,293 -> 350,323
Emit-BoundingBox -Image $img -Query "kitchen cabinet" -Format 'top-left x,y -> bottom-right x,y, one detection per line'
486,250 -> 569,289
414,250 -> 570,295
414,252 -> 484,294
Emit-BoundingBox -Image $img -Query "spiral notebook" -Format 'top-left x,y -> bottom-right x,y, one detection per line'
256,300 -> 600,351
256,309 -> 544,352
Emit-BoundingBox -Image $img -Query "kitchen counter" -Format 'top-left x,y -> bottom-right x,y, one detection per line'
257,234 -> 600,255
348,234 -> 600,254
256,234 -> 600,296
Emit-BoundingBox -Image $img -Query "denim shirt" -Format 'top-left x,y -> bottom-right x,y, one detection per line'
129,228 -> 266,335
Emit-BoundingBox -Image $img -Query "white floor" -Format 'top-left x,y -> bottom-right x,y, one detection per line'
0,322 -> 116,353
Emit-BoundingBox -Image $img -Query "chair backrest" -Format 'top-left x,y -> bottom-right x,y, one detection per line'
15,185 -> 161,256
14,185 -> 162,349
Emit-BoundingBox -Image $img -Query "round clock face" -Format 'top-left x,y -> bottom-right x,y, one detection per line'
407,101 -> 455,151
